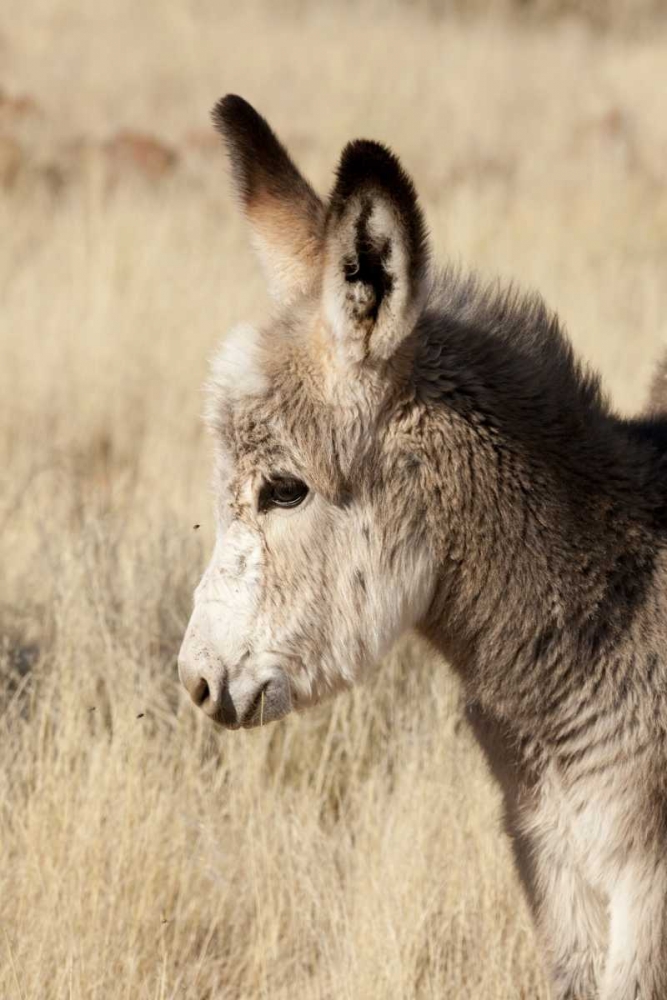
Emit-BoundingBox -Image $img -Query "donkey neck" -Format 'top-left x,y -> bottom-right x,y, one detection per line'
413,283 -> 665,745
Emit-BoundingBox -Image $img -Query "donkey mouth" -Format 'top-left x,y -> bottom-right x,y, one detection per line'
219,672 -> 292,731
247,675 -> 292,728
239,681 -> 271,728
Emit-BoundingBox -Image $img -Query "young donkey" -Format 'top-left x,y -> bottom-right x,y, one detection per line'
179,95 -> 667,998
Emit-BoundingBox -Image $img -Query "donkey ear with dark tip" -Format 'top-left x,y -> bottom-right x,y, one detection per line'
212,95 -> 325,302
323,139 -> 430,365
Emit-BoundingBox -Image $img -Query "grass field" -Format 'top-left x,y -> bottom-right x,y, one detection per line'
2,2 -> 667,997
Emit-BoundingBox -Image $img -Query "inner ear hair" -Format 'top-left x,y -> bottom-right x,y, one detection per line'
342,198 -> 395,324
329,138 -> 429,299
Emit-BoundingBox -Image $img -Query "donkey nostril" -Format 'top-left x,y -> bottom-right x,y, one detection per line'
192,677 -> 210,707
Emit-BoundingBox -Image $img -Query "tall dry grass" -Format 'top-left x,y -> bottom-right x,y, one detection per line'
1,2 -> 667,997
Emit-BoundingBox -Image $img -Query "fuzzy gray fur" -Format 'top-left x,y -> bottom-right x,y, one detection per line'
180,95 -> 667,999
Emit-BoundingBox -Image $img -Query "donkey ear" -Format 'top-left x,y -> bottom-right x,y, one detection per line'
213,95 -> 325,303
323,140 -> 429,365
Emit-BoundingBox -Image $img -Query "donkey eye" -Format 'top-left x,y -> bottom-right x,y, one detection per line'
260,477 -> 309,511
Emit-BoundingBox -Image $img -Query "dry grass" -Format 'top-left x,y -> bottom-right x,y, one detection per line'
2,2 -> 667,997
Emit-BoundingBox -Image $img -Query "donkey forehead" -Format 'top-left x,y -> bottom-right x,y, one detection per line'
208,322 -> 271,410
207,320 -> 349,494
208,336 -> 290,467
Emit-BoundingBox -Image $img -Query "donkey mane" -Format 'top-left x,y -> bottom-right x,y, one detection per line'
420,267 -> 604,418
425,267 -> 605,413
418,267 -> 667,489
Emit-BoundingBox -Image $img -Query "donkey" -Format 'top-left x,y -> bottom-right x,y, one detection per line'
178,94 -> 667,998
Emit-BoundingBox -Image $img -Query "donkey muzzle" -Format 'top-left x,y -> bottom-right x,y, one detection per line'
178,633 -> 292,729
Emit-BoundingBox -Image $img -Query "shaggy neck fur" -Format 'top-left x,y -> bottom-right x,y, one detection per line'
413,272 -> 667,769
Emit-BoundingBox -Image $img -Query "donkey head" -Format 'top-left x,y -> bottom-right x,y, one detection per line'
178,95 -> 437,728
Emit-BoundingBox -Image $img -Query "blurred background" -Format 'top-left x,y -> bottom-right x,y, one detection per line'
1,2 -> 666,997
